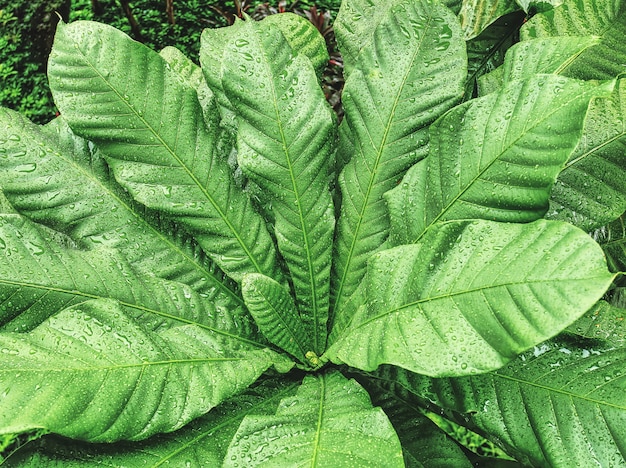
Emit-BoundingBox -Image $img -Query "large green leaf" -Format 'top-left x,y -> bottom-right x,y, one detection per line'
547,79 -> 626,231
459,0 -> 520,40
4,378 -> 299,467
47,20 -> 281,284
223,370 -> 404,467
0,107 -> 246,324
0,214 -> 260,345
328,219 -> 615,376
0,299 -> 278,443
220,19 -> 336,354
377,337 -> 626,467
331,0 -> 466,334
520,0 -> 626,80
386,74 -> 611,246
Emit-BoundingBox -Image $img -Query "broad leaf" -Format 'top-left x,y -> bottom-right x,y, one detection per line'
386,74 -> 611,246
377,337 -> 626,467
547,79 -> 626,231
329,219 -> 615,376
47,21 -> 281,284
220,19 -> 336,353
4,378 -> 299,467
0,213 -> 260,344
521,0 -> 626,80
223,370 -> 404,467
0,108 -> 246,322
0,299 -> 278,442
242,273 -> 313,365
331,0 -> 466,334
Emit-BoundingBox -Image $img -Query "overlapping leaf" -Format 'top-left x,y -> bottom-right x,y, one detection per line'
0,108 -> 246,324
521,0 -> 626,80
0,213 -> 259,343
594,213 -> 626,273
47,21 -> 281,284
375,337 -> 626,467
386,74 -> 611,246
329,219 -> 615,376
220,19 -> 336,353
3,378 -> 299,467
547,79 -> 626,231
567,300 -> 626,348
0,299 -> 279,443
331,0 -> 466,336
223,370 -> 404,467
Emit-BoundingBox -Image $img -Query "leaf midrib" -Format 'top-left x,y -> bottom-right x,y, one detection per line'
332,11 -> 434,317
0,278 -> 266,349
69,30 -> 265,277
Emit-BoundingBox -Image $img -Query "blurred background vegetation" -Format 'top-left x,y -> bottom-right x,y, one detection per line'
0,0 -> 342,124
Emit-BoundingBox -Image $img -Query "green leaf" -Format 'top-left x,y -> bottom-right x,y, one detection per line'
5,377 -> 299,467
223,370 -> 404,467
263,13 -> 329,78
459,0 -> 520,40
0,214 -> 260,344
547,79 -> 626,231
502,35 -> 600,83
520,0 -> 626,80
386,75 -> 611,246
594,213 -> 626,273
221,19 -> 336,353
242,273 -> 312,365
0,108 -> 246,323
47,20 -> 281,284
567,300 -> 626,348
366,385 -> 473,467
382,337 -> 626,467
329,219 -> 615,376
466,10 -> 527,99
331,0 -> 466,334
0,299 -> 278,442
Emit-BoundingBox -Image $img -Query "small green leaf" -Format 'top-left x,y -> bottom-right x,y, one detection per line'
459,0 -> 520,40
242,273 -> 311,365
223,370 -> 404,467
329,219 -> 615,376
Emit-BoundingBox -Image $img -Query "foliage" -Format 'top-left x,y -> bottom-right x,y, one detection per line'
1,0 -> 626,466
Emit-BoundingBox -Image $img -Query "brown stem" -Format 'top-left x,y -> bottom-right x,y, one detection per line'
118,0 -> 143,41
165,0 -> 175,25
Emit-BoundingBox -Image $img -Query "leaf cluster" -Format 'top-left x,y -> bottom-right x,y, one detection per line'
1,0 -> 626,466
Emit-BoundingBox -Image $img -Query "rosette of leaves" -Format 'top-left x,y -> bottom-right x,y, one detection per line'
1,0 -> 626,466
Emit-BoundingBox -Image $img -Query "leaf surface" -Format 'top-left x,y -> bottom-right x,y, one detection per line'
223,370 -> 404,467
0,214 -> 259,344
521,0 -> 626,80
386,74 -> 610,246
331,0 -> 466,335
567,301 -> 626,348
547,79 -> 626,231
47,20 -> 280,284
4,378 -> 299,467
329,219 -> 615,376
594,213 -> 626,273
0,299 -> 278,442
377,337 -> 626,467
242,274 -> 313,365
459,0 -> 520,40
221,20 -> 336,353
0,108 -> 246,323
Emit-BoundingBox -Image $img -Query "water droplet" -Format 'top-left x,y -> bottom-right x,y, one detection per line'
15,163 -> 37,173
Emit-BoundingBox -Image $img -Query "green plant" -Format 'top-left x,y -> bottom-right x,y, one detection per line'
1,0 -> 626,465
